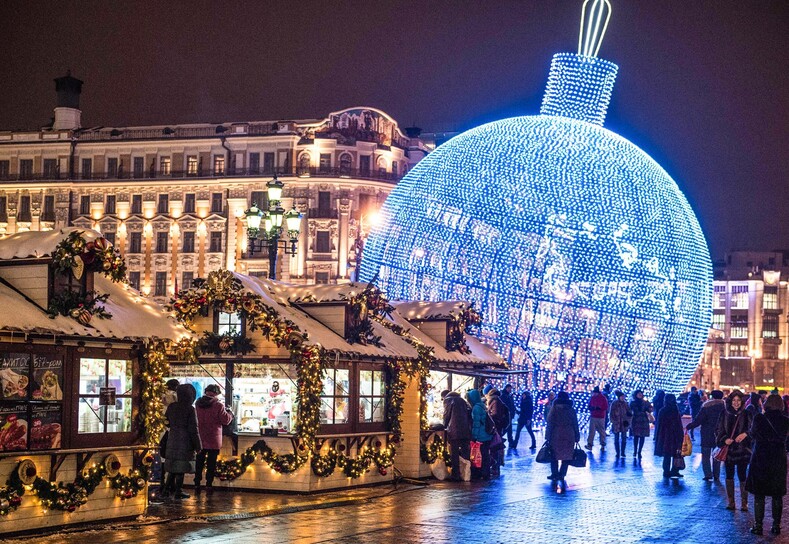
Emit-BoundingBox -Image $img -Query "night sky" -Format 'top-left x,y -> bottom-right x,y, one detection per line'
1,1 -> 786,260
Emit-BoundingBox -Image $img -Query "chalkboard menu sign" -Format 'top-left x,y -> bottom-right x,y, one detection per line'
32,354 -> 64,401
29,404 -> 62,450
0,403 -> 29,451
0,353 -> 30,400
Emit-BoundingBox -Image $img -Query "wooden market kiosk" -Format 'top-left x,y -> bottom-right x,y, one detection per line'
0,229 -> 189,536
166,271 -> 504,492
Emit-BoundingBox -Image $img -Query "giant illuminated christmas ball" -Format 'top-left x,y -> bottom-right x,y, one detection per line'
360,1 -> 712,398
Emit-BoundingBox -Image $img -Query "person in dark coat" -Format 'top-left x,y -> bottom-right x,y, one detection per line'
716,389 -> 753,512
486,388 -> 509,476
745,392 -> 762,417
500,384 -> 517,449
163,383 -> 201,500
654,393 -> 685,478
651,390 -> 665,441
629,390 -> 653,459
468,389 -> 492,480
513,391 -> 537,451
545,391 -> 580,488
609,390 -> 632,458
687,387 -> 702,440
685,389 -> 726,481
443,390 -> 472,481
746,394 -> 789,535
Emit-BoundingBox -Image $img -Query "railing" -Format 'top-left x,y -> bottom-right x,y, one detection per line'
75,123 -> 283,141
308,208 -> 339,219
0,166 -> 403,184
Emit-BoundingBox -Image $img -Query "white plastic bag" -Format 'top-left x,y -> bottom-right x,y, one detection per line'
458,456 -> 472,481
431,458 -> 448,480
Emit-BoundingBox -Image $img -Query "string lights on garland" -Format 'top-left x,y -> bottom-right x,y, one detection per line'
360,0 -> 713,410
420,435 -> 452,467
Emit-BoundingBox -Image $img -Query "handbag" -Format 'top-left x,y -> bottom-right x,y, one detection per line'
470,441 -> 482,468
673,454 -> 686,471
569,443 -> 587,468
681,431 -> 693,456
222,411 -> 238,437
535,442 -> 552,464
713,412 -> 742,463
489,431 -> 504,451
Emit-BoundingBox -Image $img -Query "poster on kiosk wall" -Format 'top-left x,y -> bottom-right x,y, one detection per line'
0,403 -> 28,451
32,354 -> 64,401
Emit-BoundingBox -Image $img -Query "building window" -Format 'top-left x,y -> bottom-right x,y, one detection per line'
250,191 -> 268,210
763,314 -> 779,338
315,272 -> 330,284
157,194 -> 169,214
359,155 -> 370,175
249,153 -> 260,174
79,195 -> 91,215
182,231 -> 195,253
392,162 -> 398,177
321,368 -> 350,425
181,272 -> 194,291
298,153 -> 311,175
160,157 -> 171,175
79,158 -> 91,180
319,153 -> 331,173
42,195 -> 55,222
129,232 -> 142,253
18,195 -> 31,222
315,231 -> 331,253
0,160 -> 9,178
729,343 -> 749,358
318,191 -> 331,213
19,159 -> 33,180
713,285 -> 726,310
78,357 -> 134,434
0,197 -> 6,222
731,285 -> 748,309
106,157 -> 118,178
712,313 -> 725,330
44,158 -> 59,178
156,232 -> 169,253
131,194 -> 142,214
105,195 -> 116,214
359,368 -> 386,423
128,271 -> 141,291
187,156 -> 198,175
764,286 -> 778,310
263,152 -> 275,174
213,155 -> 225,175
154,272 -> 167,297
763,344 -> 779,359
211,192 -> 223,213
377,157 -> 387,177
209,231 -> 222,253
730,315 -> 748,339
104,232 -> 115,246
339,153 -> 352,175
133,157 -> 144,178
249,270 -> 269,279
184,193 -> 196,213
216,311 -> 242,335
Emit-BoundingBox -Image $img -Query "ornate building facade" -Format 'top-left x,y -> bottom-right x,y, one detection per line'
0,74 -> 431,303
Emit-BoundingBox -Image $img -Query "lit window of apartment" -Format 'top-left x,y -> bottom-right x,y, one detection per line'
160,157 -> 171,176
133,157 -> 144,178
79,195 -> 91,215
731,285 -> 748,309
763,286 -> 778,310
154,272 -> 167,297
763,314 -> 779,338
131,194 -> 142,214
730,315 -> 748,338
184,193 -> 196,213
711,313 -> 725,330
213,155 -> 225,175
729,343 -> 748,357
186,156 -> 198,175
43,158 -> 58,179
713,285 -> 726,310
209,232 -> 222,253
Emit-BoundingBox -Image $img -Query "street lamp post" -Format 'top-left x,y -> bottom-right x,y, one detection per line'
244,175 -> 302,280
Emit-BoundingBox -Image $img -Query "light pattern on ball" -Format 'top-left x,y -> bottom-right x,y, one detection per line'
360,52 -> 712,400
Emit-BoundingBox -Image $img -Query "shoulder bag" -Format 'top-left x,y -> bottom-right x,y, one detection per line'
712,412 -> 741,463
535,442 -> 552,464
569,443 -> 587,468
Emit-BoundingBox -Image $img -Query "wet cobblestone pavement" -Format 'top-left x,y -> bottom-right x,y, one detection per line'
4,432 -> 789,544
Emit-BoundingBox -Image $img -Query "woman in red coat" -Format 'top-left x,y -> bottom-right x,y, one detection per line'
194,384 -> 233,492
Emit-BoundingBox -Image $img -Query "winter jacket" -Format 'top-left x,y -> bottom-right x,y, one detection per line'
609,399 -> 632,434
688,391 -> 702,416
468,389 -> 493,443
443,391 -> 472,441
545,398 -> 580,461
629,398 -> 653,437
518,394 -> 534,425
715,400 -> 753,465
685,398 -> 725,448
654,404 -> 684,457
500,389 -> 517,423
746,410 -> 789,497
195,395 -> 233,450
588,392 -> 609,419
164,384 -> 202,474
652,391 -> 665,417
486,390 -> 510,433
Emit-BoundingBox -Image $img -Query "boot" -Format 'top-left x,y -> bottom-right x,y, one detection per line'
741,487 -> 749,512
772,495 -> 783,534
725,479 -> 736,510
752,496 -> 765,536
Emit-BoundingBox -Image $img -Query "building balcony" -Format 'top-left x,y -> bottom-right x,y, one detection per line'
308,208 -> 339,219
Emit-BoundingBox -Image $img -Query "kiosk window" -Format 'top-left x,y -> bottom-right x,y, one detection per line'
78,357 -> 133,434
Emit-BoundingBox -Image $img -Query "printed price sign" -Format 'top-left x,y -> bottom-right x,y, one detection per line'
99,387 -> 116,406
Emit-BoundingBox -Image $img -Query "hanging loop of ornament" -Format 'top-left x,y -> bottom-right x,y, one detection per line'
578,0 -> 612,57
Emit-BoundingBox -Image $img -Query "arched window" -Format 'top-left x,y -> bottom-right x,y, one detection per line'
298,153 -> 311,176
339,153 -> 353,176
391,161 -> 398,177
377,157 -> 388,178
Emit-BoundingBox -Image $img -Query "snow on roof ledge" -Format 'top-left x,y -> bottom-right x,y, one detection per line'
391,301 -> 471,321
0,228 -> 101,261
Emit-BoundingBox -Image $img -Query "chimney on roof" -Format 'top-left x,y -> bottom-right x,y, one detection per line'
53,71 -> 83,130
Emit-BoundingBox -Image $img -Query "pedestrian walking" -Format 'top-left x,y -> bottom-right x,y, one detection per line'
651,390 -> 665,441
442,389 -> 472,481
163,383 -> 201,500
545,391 -> 580,491
500,384 -> 517,449
603,383 -> 613,431
486,388 -> 510,476
716,390 -> 753,512
655,393 -> 685,478
609,390 -> 632,458
687,387 -> 702,440
513,391 -> 537,451
685,390 -> 725,481
194,384 -> 233,493
468,389 -> 492,480
585,386 -> 608,451
746,394 -> 789,535
629,390 -> 652,459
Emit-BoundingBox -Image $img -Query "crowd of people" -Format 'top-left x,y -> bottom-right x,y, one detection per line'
441,382 -> 789,536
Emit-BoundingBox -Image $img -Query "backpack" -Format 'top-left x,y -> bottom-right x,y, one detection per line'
484,412 -> 496,435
